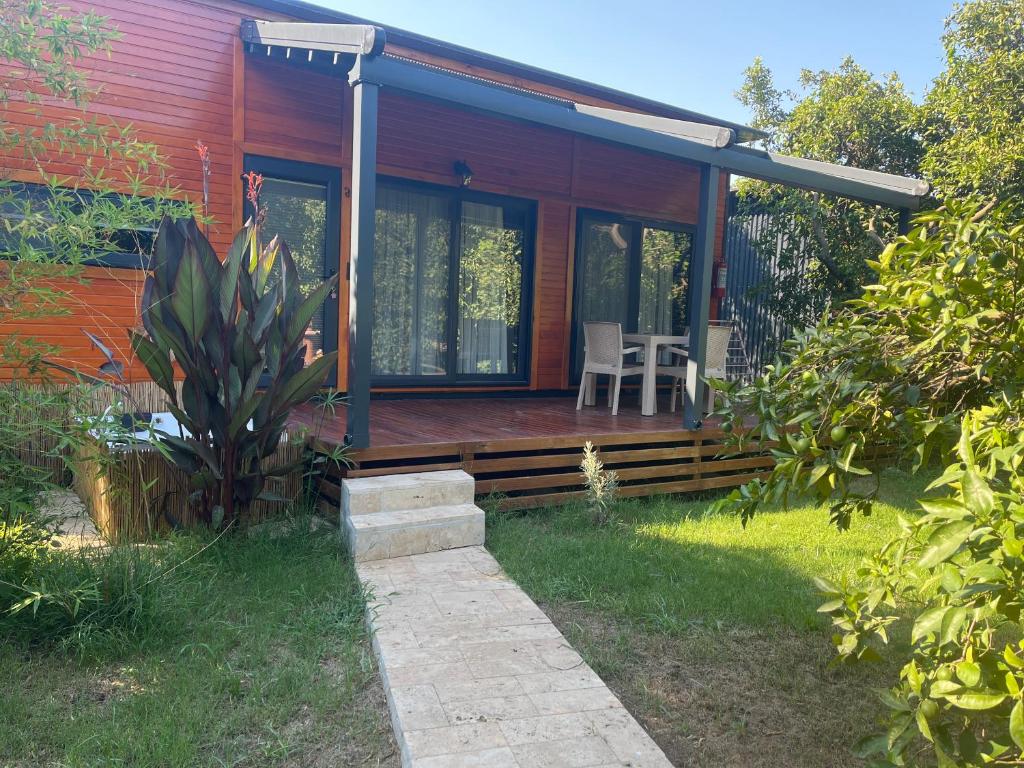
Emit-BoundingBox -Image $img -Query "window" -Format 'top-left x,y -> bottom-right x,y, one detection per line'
242,156 -> 341,382
571,210 -> 693,378
0,181 -> 159,269
372,179 -> 534,385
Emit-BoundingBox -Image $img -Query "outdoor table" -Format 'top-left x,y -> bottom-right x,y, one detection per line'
622,333 -> 690,416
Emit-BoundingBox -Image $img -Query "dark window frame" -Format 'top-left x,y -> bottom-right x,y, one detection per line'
242,154 -> 342,388
569,208 -> 695,382
371,175 -> 536,388
1,181 -> 160,270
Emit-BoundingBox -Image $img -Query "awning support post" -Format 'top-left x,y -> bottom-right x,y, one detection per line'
897,206 -> 911,236
683,164 -> 721,430
345,68 -> 379,449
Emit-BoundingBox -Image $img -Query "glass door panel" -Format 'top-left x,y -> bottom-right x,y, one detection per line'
259,178 -> 330,363
372,185 -> 451,377
572,215 -> 636,377
243,155 -> 341,385
639,227 -> 693,361
457,201 -> 526,376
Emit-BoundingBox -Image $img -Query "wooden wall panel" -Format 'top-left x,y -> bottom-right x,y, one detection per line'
244,57 -> 344,160
0,267 -> 150,381
531,201 -> 572,390
1,0 -> 726,391
572,138 -> 703,224
377,92 -> 573,197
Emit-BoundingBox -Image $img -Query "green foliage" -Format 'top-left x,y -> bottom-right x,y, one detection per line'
132,215 -> 339,528
734,57 -> 922,329
920,0 -> 1024,202
1,523 -> 392,766
1,0 -> 195,371
714,200 -> 1024,765
580,441 -> 619,526
734,1 -> 1024,329
0,533 -> 177,651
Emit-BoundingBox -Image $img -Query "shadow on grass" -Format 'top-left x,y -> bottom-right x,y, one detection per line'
486,470 -> 928,767
487,468 -> 929,634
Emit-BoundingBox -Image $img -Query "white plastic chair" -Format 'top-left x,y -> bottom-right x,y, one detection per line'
659,323 -> 733,413
576,322 -> 644,416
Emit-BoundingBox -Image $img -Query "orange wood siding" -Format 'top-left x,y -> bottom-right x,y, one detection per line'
2,0 -> 726,391
0,266 -> 149,381
244,57 -> 344,162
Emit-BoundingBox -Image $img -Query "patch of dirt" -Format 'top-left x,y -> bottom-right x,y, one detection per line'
68,666 -> 145,706
544,603 -> 898,768
279,669 -> 399,768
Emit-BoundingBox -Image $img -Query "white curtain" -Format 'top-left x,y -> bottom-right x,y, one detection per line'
457,202 -> 522,376
372,185 -> 450,376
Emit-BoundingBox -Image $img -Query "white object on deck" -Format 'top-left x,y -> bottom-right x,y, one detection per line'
622,331 -> 690,416
576,322 -> 646,417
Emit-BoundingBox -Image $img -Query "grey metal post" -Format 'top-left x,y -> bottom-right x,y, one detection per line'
683,164 -> 721,429
897,207 -> 911,236
346,74 -> 379,448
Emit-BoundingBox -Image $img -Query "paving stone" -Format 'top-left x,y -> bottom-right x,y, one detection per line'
515,667 -> 605,695
529,687 -> 624,716
433,676 -> 526,704
409,746 -> 520,768
404,723 -> 508,759
372,625 -> 421,653
509,735 -> 619,768
587,709 -> 675,767
386,661 -> 475,687
495,588 -> 540,612
443,694 -> 539,725
358,546 -> 671,767
456,622 -> 563,645
390,685 -> 449,731
432,589 -> 509,617
380,645 -> 464,669
498,712 -> 597,746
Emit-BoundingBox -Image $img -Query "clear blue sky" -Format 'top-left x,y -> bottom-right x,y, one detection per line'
318,0 -> 952,126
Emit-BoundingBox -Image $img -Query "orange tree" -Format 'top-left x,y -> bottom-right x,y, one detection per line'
714,198 -> 1024,766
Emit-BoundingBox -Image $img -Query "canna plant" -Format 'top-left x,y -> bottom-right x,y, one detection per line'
130,203 -> 338,529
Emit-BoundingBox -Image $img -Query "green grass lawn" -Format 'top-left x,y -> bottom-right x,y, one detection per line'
0,523 -> 397,768
487,468 -> 928,768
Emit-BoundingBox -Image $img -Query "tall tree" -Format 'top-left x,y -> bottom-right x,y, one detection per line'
733,58 -> 923,330
919,0 -> 1024,202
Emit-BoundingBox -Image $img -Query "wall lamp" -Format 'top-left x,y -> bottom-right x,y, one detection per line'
453,160 -> 473,187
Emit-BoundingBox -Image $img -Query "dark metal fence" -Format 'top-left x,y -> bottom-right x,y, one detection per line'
720,193 -> 813,376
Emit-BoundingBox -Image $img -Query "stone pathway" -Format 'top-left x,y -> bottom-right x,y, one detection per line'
358,546 -> 673,768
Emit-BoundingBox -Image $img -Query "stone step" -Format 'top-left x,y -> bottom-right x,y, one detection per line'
344,503 -> 485,562
342,470 -> 475,517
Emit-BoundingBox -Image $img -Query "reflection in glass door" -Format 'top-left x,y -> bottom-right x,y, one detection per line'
572,211 -> 693,378
371,179 -> 533,386
372,185 -> 451,377
572,215 -> 636,376
457,201 -> 526,377
242,156 -> 340,384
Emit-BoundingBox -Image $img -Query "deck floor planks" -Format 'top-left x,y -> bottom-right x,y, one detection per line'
289,394 -> 715,450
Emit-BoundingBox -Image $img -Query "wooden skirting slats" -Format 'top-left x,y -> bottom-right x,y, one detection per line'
318,428 -> 774,512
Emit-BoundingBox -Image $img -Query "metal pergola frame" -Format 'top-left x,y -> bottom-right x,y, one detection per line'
240,21 -> 932,447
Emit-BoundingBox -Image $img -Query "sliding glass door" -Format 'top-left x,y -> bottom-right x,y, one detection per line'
242,155 -> 341,385
372,185 -> 451,377
571,210 -> 693,378
372,180 -> 533,385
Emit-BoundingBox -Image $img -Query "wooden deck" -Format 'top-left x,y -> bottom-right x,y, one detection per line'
291,395 -> 774,511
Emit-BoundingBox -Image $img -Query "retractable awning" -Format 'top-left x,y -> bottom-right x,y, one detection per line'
241,20 -> 930,210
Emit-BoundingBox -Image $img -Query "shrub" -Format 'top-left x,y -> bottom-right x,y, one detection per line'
580,441 -> 619,526
714,199 -> 1024,765
130,204 -> 339,530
